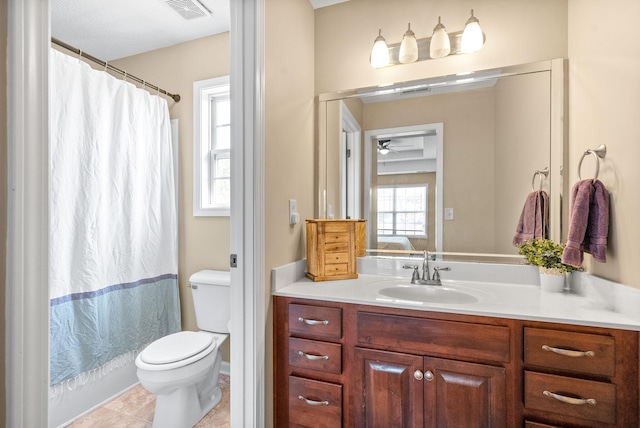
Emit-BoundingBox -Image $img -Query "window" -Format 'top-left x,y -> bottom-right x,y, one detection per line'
193,76 -> 231,216
377,185 -> 428,237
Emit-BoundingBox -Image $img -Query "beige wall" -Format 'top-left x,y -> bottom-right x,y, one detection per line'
265,0 -> 316,425
493,72 -> 551,254
112,34 -> 231,359
568,0 -> 640,288
1,0 -> 7,423
315,0 -> 567,94
361,89 -> 496,253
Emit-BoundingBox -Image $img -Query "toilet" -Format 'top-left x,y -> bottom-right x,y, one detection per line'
135,270 -> 230,428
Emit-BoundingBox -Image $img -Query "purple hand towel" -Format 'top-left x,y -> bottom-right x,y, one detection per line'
562,179 -> 609,267
513,190 -> 548,246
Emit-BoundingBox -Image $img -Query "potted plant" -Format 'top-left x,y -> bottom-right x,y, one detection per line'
517,239 -> 580,292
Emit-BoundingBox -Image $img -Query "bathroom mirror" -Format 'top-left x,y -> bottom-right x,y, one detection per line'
317,59 -> 566,260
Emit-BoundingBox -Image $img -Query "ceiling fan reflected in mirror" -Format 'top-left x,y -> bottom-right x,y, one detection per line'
377,139 -> 396,155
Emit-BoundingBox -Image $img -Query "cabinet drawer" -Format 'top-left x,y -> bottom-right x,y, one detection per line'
289,376 -> 342,427
325,252 -> 349,264
324,232 -> 349,244
324,222 -> 349,233
524,371 -> 616,425
289,337 -> 342,374
524,327 -> 615,377
324,263 -> 349,276
289,304 -> 342,340
357,312 -> 510,363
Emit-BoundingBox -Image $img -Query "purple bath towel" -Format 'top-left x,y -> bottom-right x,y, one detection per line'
513,190 -> 548,246
562,179 -> 609,267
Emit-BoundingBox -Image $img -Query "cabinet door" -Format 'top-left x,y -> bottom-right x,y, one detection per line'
423,357 -> 506,428
354,347 -> 424,428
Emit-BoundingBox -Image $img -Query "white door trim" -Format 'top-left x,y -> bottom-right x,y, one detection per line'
7,1 -> 266,427
340,102 -> 361,219
230,0 -> 265,427
6,0 -> 51,426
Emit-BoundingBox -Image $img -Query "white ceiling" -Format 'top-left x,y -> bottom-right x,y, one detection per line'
51,0 -> 349,61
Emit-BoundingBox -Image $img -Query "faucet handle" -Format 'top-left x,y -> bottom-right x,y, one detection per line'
403,265 -> 420,283
432,266 -> 451,284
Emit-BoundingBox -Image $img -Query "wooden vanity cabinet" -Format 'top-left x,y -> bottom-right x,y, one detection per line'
521,321 -> 639,428
354,348 -> 506,428
273,296 -> 639,427
274,298 -> 348,427
353,310 -> 511,428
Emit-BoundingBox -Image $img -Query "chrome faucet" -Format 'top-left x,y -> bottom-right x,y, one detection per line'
421,250 -> 430,283
402,251 -> 451,285
402,251 -> 450,285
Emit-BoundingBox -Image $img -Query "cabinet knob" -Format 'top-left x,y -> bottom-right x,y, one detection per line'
424,370 -> 434,381
413,370 -> 423,380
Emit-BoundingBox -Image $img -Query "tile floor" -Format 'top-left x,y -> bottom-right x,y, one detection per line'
66,375 -> 230,428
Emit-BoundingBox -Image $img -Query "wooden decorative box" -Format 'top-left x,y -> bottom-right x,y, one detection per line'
305,219 -> 366,282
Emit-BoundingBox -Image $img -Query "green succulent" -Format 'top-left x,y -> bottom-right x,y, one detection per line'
517,239 -> 579,273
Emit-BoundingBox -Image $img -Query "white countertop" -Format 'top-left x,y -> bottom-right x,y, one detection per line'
272,259 -> 640,331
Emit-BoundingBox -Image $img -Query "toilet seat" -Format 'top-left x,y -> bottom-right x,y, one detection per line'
137,331 -> 217,371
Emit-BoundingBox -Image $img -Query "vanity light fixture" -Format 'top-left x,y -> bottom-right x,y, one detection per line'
430,17 -> 451,59
370,29 -> 390,68
461,9 -> 484,53
369,10 -> 485,68
399,23 -> 419,64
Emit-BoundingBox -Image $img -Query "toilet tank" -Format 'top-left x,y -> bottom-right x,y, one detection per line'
189,270 -> 230,333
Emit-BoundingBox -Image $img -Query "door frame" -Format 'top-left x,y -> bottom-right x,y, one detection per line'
6,0 -> 266,426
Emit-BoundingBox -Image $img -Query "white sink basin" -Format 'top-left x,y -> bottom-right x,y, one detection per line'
372,279 -> 493,305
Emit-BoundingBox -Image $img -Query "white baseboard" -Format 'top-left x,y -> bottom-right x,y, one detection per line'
220,360 -> 231,376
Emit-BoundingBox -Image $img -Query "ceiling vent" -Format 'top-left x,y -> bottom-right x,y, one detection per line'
165,0 -> 211,20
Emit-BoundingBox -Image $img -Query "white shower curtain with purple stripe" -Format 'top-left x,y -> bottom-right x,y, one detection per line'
49,49 -> 181,386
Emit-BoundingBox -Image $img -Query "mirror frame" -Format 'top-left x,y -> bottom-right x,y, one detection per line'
317,58 -> 567,259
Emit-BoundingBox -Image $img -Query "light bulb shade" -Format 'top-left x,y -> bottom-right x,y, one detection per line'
378,148 -> 390,155
399,23 -> 418,64
430,17 -> 451,59
370,29 -> 390,68
461,10 -> 484,53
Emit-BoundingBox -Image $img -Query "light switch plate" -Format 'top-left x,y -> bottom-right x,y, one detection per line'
289,199 -> 299,224
445,207 -> 454,220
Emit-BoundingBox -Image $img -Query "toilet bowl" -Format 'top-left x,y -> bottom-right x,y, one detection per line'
136,270 -> 230,428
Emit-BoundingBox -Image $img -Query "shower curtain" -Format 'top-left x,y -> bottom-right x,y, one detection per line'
48,49 -> 181,386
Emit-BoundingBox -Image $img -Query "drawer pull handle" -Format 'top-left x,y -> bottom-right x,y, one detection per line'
298,317 -> 329,326
541,345 -> 595,358
298,351 -> 329,361
298,395 -> 329,406
543,390 -> 597,406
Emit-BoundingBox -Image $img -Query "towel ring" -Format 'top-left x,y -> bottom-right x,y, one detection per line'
578,144 -> 607,181
531,167 -> 549,192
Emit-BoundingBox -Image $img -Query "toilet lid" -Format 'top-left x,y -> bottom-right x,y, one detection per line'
140,331 -> 214,365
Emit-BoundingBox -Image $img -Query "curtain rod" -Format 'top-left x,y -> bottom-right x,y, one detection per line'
51,37 -> 181,103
